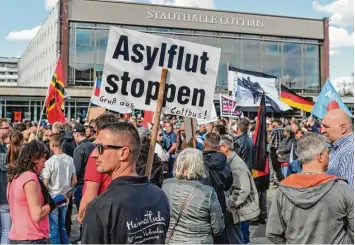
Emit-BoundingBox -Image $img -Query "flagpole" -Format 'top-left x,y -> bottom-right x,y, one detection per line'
87,29 -> 98,122
86,77 -> 97,122
36,55 -> 60,138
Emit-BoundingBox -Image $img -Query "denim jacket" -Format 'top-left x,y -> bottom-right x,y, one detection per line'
162,178 -> 225,244
0,153 -> 8,206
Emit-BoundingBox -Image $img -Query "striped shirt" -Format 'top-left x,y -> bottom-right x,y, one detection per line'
270,127 -> 285,149
326,132 -> 354,189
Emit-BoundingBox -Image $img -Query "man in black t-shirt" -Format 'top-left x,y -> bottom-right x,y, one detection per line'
82,122 -> 170,244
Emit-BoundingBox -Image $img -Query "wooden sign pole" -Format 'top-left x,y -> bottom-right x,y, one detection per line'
145,68 -> 168,179
191,119 -> 197,149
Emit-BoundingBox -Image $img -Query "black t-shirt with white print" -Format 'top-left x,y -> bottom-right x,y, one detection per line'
82,175 -> 170,244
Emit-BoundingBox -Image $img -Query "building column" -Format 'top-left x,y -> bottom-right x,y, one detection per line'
60,0 -> 69,86
0,100 -> 2,118
321,17 -> 330,87
34,102 -> 38,122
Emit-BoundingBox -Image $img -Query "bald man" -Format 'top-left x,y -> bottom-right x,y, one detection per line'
321,109 -> 354,189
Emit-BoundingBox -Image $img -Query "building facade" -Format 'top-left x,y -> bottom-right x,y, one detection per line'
3,0 -> 333,121
17,3 -> 59,87
0,57 -> 19,86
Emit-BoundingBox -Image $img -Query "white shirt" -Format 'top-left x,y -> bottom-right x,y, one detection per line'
155,144 -> 169,162
42,153 -> 76,197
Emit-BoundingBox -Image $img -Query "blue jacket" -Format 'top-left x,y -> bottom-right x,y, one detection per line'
0,153 -> 8,205
287,159 -> 302,176
234,133 -> 254,171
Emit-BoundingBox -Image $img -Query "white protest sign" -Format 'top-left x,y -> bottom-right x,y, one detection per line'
196,103 -> 218,125
90,79 -> 132,114
100,27 -> 221,119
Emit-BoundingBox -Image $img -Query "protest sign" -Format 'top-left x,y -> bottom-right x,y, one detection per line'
88,107 -> 106,121
90,79 -> 131,114
14,111 -> 22,121
184,117 -> 198,143
99,27 -> 221,119
196,103 -> 218,125
220,95 -> 244,118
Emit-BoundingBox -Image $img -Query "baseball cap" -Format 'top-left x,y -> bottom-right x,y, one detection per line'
73,124 -> 85,133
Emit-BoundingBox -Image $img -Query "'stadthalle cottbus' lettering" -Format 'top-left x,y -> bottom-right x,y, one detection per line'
147,10 -> 264,28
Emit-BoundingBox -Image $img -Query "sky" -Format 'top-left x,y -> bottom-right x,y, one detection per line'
0,0 -> 353,80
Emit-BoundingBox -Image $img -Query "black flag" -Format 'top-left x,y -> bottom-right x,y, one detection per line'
252,94 -> 269,174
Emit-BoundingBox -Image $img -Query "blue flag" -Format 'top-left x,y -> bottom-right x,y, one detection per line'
311,79 -> 352,119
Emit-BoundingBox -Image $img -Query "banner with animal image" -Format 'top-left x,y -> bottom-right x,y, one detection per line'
228,65 -> 292,112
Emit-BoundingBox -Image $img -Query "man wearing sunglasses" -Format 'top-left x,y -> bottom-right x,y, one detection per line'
81,122 -> 170,244
0,119 -> 11,153
78,113 -> 117,225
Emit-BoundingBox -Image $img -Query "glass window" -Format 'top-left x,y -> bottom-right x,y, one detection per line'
197,31 -> 216,36
174,35 -> 198,44
198,36 -> 219,48
76,28 -> 92,47
65,101 -> 76,120
123,25 -> 148,31
76,22 -> 95,27
304,58 -> 319,75
77,101 -> 90,119
218,32 -> 239,38
221,38 -> 237,54
96,29 -> 109,66
304,44 -> 319,58
242,34 -> 260,39
221,53 -> 238,67
265,41 -> 280,56
282,42 -> 302,89
147,27 -> 170,32
216,63 -> 227,90
74,28 -> 96,84
283,42 -> 301,55
241,39 -> 262,72
154,33 -> 174,39
303,39 -> 320,44
303,74 -> 320,91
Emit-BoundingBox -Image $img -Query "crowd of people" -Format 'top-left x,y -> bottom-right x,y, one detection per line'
0,108 -> 353,244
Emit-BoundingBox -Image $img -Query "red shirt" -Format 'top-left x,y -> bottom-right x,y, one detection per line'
83,153 -> 111,195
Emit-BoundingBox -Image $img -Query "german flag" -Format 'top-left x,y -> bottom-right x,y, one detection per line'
281,85 -> 314,112
45,57 -> 66,123
252,94 -> 269,178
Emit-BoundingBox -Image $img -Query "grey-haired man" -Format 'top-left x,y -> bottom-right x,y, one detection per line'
266,133 -> 354,244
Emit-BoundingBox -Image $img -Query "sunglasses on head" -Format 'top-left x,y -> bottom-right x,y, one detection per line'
95,143 -> 124,155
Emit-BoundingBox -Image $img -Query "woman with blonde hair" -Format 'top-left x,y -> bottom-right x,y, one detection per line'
162,148 -> 225,244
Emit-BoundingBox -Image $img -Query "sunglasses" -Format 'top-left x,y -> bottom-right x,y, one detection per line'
95,143 -> 124,155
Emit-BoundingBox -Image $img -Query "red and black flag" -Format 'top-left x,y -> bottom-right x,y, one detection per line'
281,85 -> 314,112
252,94 -> 269,178
45,57 -> 66,123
